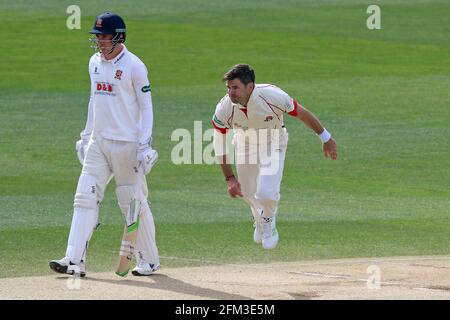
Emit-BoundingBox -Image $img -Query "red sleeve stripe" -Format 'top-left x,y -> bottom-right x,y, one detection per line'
288,99 -> 299,116
211,120 -> 228,134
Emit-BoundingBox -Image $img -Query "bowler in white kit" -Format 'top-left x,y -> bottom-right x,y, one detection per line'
50,12 -> 160,276
212,64 -> 338,249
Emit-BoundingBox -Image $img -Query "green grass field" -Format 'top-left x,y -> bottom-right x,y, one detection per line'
1,0 -> 449,278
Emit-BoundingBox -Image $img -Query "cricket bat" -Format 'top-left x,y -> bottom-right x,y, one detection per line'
115,166 -> 143,277
115,215 -> 140,277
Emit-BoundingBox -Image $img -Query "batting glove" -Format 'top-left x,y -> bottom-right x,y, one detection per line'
137,142 -> 158,175
75,139 -> 89,165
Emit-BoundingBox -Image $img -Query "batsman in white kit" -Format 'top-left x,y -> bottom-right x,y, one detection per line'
212,64 -> 338,250
49,12 -> 160,277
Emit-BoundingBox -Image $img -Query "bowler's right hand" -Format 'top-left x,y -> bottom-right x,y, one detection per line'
227,176 -> 243,198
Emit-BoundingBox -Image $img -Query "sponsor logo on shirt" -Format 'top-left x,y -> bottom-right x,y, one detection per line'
92,66 -> 100,75
264,116 -> 274,122
95,82 -> 116,96
141,85 -> 151,93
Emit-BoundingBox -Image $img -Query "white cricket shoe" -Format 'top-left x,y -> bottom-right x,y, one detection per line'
261,216 -> 279,250
253,219 -> 263,244
131,262 -> 160,276
49,257 -> 86,277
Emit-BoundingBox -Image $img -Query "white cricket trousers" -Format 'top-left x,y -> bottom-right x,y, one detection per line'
65,135 -> 159,266
235,128 -> 288,222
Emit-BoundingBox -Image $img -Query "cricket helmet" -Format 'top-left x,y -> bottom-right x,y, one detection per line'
89,12 -> 126,44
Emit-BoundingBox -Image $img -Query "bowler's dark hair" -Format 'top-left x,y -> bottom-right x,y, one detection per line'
222,64 -> 255,85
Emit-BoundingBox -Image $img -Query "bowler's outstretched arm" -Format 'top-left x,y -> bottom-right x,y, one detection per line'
293,103 -> 338,160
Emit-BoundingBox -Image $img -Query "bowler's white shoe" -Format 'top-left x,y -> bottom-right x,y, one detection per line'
253,219 -> 263,244
131,262 -> 160,276
49,257 -> 86,277
261,216 -> 279,250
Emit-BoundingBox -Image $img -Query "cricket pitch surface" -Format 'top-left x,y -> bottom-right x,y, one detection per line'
1,256 -> 450,300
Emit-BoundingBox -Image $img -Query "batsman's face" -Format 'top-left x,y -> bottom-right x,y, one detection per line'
96,34 -> 114,54
226,79 -> 254,106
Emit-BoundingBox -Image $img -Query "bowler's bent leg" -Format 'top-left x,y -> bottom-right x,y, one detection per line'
236,163 -> 264,243
255,136 -> 288,249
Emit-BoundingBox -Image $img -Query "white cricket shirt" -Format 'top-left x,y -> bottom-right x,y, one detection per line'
81,45 -> 153,144
212,84 -> 299,134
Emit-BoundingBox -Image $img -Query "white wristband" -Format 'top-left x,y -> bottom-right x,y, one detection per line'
318,129 -> 331,143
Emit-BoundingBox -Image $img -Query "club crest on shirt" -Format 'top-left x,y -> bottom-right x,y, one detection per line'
114,70 -> 123,80
264,116 -> 274,122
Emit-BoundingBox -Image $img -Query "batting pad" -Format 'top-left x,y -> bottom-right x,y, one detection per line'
116,185 -> 140,227
65,207 -> 99,264
135,201 -> 160,266
66,173 -> 99,264
73,173 -> 98,209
